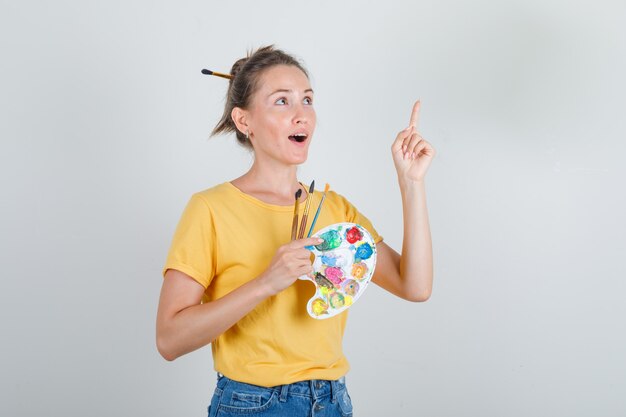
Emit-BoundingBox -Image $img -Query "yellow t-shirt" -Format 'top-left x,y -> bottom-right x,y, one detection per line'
162,181 -> 383,387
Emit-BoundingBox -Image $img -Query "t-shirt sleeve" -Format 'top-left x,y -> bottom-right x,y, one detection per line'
162,193 -> 216,289
337,192 -> 384,244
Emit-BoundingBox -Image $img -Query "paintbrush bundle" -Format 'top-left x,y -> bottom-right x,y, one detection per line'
297,180 -> 315,239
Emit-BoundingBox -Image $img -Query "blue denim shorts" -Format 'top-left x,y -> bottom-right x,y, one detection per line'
207,372 -> 353,417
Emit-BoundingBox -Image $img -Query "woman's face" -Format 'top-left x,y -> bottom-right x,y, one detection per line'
244,64 -> 316,165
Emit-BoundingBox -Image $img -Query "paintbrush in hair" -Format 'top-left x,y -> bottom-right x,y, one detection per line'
201,69 -> 233,80
291,189 -> 302,240
307,183 -> 330,238
297,180 -> 315,239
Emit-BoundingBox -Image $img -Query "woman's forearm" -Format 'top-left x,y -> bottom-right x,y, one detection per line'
399,178 -> 433,300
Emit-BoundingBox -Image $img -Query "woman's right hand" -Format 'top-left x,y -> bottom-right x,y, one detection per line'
258,237 -> 324,296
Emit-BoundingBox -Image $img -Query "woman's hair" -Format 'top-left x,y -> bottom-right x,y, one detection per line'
210,45 -> 309,150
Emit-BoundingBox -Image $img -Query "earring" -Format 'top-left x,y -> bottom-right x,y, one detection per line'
246,130 -> 249,140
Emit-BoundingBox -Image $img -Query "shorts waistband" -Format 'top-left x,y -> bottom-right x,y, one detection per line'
216,372 -> 346,403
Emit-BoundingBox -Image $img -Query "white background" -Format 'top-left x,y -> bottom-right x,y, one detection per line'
1,1 -> 625,416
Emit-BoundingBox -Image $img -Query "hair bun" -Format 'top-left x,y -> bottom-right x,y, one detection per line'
230,57 -> 249,79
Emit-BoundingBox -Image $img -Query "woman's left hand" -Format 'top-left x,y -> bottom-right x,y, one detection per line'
391,100 -> 436,183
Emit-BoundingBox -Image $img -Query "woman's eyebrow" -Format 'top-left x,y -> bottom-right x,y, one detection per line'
267,88 -> 314,97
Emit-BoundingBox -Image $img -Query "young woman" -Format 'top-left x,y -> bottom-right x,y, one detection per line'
156,45 -> 435,417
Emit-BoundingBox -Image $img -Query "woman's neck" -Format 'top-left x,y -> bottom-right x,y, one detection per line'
231,159 -> 308,205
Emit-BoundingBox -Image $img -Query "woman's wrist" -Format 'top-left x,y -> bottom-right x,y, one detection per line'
254,272 -> 278,298
397,176 -> 425,190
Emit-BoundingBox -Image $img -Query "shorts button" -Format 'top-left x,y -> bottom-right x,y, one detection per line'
316,381 -> 323,389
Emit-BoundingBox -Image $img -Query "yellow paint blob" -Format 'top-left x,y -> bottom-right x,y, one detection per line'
311,298 -> 329,316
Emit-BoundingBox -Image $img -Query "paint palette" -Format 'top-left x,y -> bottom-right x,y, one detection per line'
299,222 -> 377,319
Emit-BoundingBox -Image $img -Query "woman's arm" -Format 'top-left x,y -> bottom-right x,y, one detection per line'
156,236 -> 322,361
372,180 -> 433,302
371,100 -> 435,302
156,269 -> 270,361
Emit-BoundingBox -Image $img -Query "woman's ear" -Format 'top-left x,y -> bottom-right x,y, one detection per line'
231,107 -> 249,136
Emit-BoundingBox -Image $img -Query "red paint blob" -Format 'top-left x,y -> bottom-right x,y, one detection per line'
346,226 -> 364,244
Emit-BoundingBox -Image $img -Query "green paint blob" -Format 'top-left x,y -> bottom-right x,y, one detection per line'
315,230 -> 342,251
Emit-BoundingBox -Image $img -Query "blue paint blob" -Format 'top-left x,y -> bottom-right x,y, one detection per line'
321,254 -> 339,266
354,242 -> 373,261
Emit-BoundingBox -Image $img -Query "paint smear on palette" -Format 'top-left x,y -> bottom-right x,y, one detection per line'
298,222 -> 377,319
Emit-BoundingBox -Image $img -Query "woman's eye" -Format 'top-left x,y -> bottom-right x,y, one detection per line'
275,98 -> 287,105
304,97 -> 313,105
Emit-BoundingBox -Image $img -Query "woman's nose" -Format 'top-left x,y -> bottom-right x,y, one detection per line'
293,104 -> 311,124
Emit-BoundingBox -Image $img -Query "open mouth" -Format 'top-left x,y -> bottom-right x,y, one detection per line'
288,133 -> 308,143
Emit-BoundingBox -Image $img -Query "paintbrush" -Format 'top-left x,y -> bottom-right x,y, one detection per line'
291,189 -> 302,240
201,69 -> 233,80
297,180 -> 315,239
307,183 -> 330,238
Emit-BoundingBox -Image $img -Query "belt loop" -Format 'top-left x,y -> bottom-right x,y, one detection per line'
330,378 -> 337,403
279,383 -> 289,402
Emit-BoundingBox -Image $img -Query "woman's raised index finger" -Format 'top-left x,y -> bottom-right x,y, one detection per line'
409,100 -> 421,128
